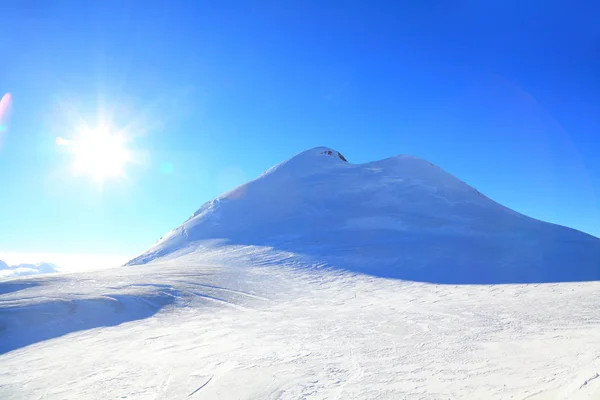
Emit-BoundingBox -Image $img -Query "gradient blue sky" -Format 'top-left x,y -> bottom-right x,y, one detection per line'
1,1 -> 599,267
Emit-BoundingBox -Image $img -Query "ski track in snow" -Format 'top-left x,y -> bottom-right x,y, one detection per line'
187,375 -> 213,397
0,249 -> 600,399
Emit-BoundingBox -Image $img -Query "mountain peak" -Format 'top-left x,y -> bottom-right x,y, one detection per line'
304,146 -> 348,162
127,148 -> 600,284
259,146 -> 349,178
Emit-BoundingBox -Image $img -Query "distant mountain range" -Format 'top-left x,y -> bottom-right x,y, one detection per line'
0,260 -> 60,279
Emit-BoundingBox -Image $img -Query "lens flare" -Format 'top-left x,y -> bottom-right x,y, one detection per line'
0,92 -> 12,132
55,137 -> 71,146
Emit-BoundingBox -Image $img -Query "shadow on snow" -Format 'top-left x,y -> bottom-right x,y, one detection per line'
0,284 -> 175,355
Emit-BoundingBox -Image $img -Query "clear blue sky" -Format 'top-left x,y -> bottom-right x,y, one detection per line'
1,1 -> 599,262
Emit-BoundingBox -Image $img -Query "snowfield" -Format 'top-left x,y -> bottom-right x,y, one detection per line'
1,147 -> 599,399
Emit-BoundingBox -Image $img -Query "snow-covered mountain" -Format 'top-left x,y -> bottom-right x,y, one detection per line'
2,147 -> 600,399
128,146 -> 600,284
0,260 -> 59,279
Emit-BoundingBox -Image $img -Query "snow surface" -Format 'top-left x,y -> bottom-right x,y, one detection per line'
1,147 -> 600,399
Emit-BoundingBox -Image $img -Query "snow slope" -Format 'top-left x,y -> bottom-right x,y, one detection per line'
2,252 -> 600,399
128,146 -> 600,284
1,147 -> 600,399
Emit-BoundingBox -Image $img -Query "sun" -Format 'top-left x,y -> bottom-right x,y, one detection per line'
58,124 -> 133,184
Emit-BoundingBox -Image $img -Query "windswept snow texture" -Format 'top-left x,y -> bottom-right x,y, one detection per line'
1,250 -> 600,399
0,260 -> 59,279
0,274 -> 175,354
128,147 -> 600,284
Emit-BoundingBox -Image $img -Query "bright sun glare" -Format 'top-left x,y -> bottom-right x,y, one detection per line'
57,124 -> 133,184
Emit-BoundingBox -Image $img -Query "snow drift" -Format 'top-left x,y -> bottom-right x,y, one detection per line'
127,147 -> 600,284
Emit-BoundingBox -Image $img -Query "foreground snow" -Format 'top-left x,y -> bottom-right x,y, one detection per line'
1,246 -> 600,399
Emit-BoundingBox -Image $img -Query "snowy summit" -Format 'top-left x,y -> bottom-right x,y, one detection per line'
128,146 -> 600,284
